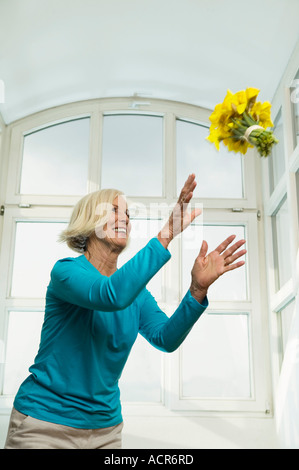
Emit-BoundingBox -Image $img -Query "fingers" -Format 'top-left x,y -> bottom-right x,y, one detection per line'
212,234 -> 247,272
199,236 -> 246,262
214,234 -> 236,253
190,207 -> 202,223
198,240 -> 208,258
223,259 -> 245,273
223,239 -> 246,261
178,174 -> 197,204
223,249 -> 247,267
215,235 -> 246,256
222,238 -> 246,271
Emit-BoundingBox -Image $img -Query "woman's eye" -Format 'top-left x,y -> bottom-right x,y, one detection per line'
111,206 -> 129,218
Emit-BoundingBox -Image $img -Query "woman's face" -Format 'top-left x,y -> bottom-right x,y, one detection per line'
101,196 -> 131,250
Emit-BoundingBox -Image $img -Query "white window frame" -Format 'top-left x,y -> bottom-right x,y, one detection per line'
0,206 -> 72,402
164,210 -> 271,414
4,98 -> 256,209
0,97 -> 271,418
261,42 -> 299,395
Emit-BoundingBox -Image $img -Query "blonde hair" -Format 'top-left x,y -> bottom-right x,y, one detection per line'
59,188 -> 125,253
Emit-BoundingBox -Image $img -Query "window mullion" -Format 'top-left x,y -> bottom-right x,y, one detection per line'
164,112 -> 176,201
88,104 -> 102,193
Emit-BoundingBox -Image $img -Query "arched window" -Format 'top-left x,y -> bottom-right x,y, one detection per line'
0,98 -> 271,415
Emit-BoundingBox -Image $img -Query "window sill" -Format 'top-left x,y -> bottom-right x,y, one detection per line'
0,396 -> 272,419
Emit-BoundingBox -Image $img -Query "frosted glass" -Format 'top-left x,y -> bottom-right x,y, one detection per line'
182,224 -> 247,301
118,218 -> 162,301
101,115 -> 163,197
20,118 -> 90,195
176,120 -> 243,199
279,300 -> 295,357
3,311 -> 44,395
272,197 -> 292,289
269,109 -> 285,193
181,313 -> 251,398
118,218 -> 163,402
291,69 -> 299,147
294,102 -> 299,146
11,222 -> 74,298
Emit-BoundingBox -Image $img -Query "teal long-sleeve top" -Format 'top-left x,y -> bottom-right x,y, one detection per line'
14,237 -> 208,429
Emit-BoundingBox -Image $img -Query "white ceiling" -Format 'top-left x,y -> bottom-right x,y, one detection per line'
0,0 -> 299,124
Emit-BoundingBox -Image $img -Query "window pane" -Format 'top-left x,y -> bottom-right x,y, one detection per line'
11,222 -> 74,298
118,218 -> 163,402
119,334 -> 162,403
20,118 -> 90,195
118,218 -> 162,301
182,224 -> 247,301
101,115 -> 163,197
272,197 -> 292,290
181,313 -> 251,398
279,300 -> 295,359
291,69 -> 299,148
269,109 -> 285,193
3,311 -> 44,395
176,120 -> 243,199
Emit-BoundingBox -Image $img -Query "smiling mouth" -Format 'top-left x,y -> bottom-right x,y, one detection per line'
113,228 -> 127,234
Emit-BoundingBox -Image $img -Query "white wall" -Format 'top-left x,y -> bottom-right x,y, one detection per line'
275,255 -> 299,448
122,416 -> 279,449
0,414 -> 9,448
0,412 -> 279,449
263,39 -> 299,449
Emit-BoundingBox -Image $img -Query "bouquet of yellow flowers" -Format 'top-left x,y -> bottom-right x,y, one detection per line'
206,87 -> 278,157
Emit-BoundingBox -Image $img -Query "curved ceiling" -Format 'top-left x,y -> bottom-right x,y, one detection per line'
0,0 -> 299,123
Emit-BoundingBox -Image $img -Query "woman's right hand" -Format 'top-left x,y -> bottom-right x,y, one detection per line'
157,174 -> 201,249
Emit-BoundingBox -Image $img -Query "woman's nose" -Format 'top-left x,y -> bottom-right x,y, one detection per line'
117,211 -> 129,224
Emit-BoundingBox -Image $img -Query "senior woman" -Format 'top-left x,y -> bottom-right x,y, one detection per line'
5,174 -> 246,449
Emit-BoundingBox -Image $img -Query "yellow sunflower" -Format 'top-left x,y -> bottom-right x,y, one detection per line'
206,87 -> 278,157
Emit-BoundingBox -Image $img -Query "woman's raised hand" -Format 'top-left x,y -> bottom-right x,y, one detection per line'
189,235 -> 247,303
157,174 -> 201,249
156,174 -> 246,303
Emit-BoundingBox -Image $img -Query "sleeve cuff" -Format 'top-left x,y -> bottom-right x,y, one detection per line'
186,288 -> 209,311
152,236 -> 172,259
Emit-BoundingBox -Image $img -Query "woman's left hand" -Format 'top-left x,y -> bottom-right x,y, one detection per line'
189,235 -> 247,303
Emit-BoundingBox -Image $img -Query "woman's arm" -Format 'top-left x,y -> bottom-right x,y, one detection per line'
139,288 -> 208,353
50,175 -> 201,311
139,236 -> 246,352
49,237 -> 171,311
